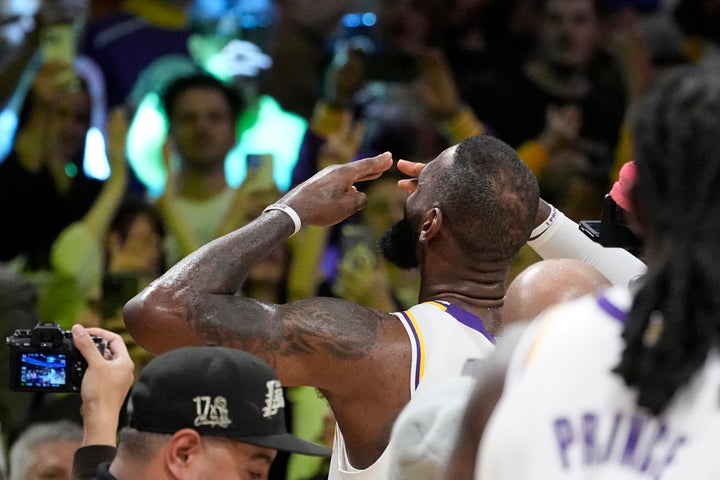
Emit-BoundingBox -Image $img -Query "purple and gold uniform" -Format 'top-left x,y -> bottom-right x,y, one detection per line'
478,286 -> 720,479
330,301 -> 496,479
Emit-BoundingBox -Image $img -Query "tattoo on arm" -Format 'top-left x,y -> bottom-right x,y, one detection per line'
280,302 -> 380,359
186,295 -> 383,361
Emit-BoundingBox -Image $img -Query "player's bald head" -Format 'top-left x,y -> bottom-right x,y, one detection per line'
503,258 -> 611,326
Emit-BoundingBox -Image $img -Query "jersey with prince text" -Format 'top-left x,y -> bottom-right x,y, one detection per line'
478,286 -> 720,479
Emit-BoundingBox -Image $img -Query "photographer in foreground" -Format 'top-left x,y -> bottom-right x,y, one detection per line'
70,324 -> 133,478
70,324 -> 329,480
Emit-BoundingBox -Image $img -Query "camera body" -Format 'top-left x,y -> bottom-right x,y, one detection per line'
6,322 -> 105,393
579,195 -> 643,255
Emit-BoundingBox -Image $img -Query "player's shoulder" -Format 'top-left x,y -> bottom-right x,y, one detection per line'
509,286 -> 631,367
538,285 -> 631,335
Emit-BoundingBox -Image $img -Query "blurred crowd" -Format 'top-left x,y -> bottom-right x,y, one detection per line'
0,0 -> 718,478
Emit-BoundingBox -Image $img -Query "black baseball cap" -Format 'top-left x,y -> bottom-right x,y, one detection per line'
127,346 -> 330,456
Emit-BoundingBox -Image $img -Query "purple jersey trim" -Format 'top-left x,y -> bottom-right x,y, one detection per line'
436,301 -> 496,345
597,295 -> 627,324
398,310 -> 423,388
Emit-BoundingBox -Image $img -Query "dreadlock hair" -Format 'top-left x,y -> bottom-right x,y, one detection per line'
435,135 -> 539,263
613,65 -> 720,415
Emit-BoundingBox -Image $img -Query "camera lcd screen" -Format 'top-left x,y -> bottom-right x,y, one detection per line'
17,352 -> 68,390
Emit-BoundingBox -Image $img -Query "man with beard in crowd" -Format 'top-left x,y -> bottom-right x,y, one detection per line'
122,134 -> 540,479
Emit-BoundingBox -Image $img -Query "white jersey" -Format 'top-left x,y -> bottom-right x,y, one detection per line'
478,286 -> 720,479
329,301 -> 496,479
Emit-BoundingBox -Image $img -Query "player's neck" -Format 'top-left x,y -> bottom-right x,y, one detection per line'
419,268 -> 507,335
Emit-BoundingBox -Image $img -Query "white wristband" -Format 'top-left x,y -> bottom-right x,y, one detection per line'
529,204 -> 558,241
263,204 -> 302,236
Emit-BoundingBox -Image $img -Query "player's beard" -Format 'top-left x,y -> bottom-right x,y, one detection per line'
379,214 -> 421,270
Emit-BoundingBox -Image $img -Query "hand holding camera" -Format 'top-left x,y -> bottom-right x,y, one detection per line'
6,322 -> 134,402
71,324 -> 135,447
7,322 -> 105,393
6,322 -> 135,448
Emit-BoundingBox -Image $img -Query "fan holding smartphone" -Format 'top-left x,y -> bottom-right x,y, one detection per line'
223,153 -> 281,226
245,153 -> 275,190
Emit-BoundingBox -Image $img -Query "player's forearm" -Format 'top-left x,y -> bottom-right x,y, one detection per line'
528,205 -> 647,287
123,212 -> 293,352
166,212 -> 293,291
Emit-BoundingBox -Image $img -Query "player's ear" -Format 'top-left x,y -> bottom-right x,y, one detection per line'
165,428 -> 203,476
419,207 -> 442,243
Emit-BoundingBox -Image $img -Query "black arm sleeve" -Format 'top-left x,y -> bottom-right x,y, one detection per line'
72,445 -> 117,480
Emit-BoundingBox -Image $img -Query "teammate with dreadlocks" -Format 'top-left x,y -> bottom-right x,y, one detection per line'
440,65 -> 720,479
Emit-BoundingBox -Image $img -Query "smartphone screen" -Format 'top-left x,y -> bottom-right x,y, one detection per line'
245,153 -> 275,187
